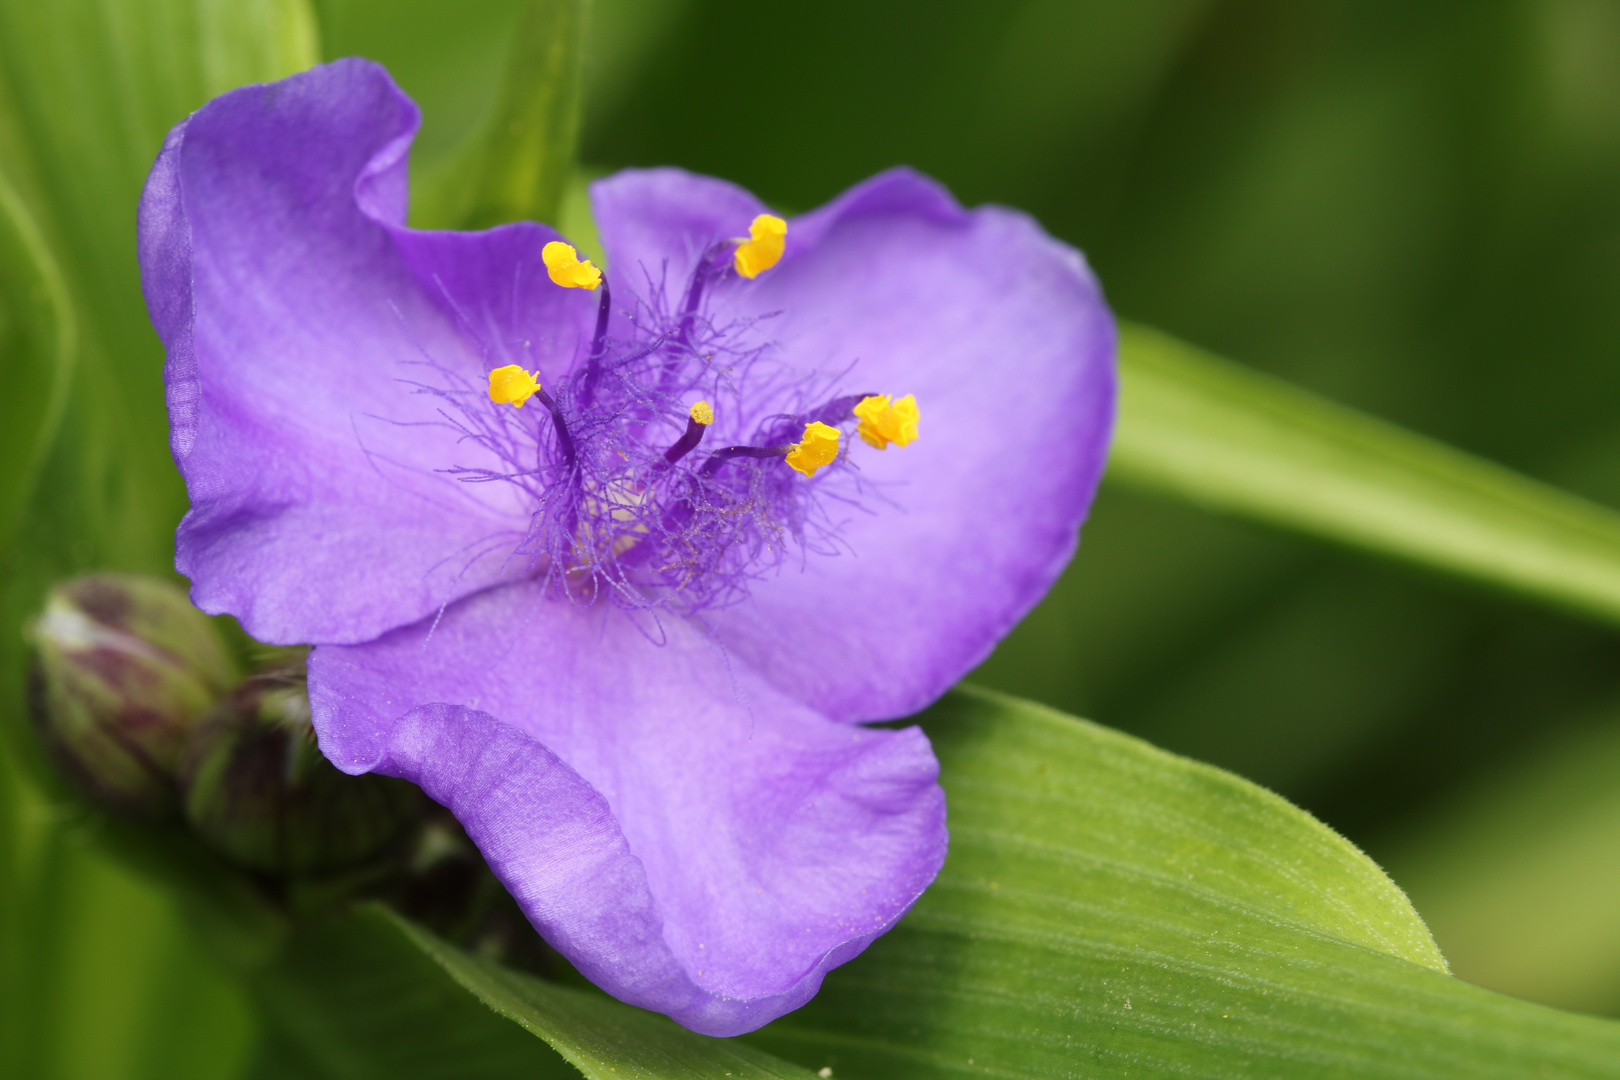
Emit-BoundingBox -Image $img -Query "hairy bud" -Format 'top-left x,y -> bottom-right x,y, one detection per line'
26,574 -> 236,817
180,664 -> 419,875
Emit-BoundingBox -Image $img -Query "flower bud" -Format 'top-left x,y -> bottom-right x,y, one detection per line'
26,574 -> 236,817
179,664 -> 420,875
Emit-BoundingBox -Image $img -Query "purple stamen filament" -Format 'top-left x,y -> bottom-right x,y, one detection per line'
661,413 -> 711,468
700,443 -> 796,477
577,277 -> 613,410
676,243 -> 729,347
532,385 -> 577,471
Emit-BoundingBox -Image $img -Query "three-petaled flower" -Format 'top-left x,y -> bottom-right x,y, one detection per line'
138,59 -> 1115,1035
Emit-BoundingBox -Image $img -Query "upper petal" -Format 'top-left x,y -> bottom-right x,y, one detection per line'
592,168 -> 769,297
138,59 -> 599,644
590,168 -> 1117,721
308,580 -> 946,1036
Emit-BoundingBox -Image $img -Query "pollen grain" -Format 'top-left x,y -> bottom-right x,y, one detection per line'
785,421 -> 840,477
542,240 -> 603,290
733,214 -> 787,279
853,393 -> 920,449
488,364 -> 542,408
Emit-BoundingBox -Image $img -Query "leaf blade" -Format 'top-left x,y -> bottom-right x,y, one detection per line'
410,0 -> 588,230
741,686 -> 1620,1079
248,906 -> 578,1080
0,161 -> 76,555
1111,321 -> 1620,626
390,908 -> 821,1080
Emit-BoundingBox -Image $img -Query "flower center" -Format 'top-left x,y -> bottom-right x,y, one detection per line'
445,216 -> 920,614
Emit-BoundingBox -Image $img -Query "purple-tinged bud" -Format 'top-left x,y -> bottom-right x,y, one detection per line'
25,574 -> 237,818
179,664 -> 420,876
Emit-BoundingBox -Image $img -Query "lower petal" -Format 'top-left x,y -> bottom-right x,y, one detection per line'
308,582 -> 947,1035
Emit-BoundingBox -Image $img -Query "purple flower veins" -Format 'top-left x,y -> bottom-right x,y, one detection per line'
137,58 -> 1116,1036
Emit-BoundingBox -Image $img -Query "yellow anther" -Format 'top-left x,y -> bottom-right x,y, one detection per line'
689,401 -> 714,426
488,364 -> 542,408
785,421 -> 840,477
541,241 -> 602,290
853,393 -> 920,449
733,214 -> 787,279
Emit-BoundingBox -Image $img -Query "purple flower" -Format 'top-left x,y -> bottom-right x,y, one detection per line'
137,59 -> 1115,1035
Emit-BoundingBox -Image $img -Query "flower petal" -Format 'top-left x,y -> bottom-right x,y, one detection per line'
307,580 -> 947,1036
139,59 -> 598,645
591,168 -> 1116,721
591,167 -> 769,294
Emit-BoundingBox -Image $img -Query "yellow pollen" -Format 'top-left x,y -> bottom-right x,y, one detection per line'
541,241 -> 602,290
853,393 -> 920,449
785,421 -> 840,477
689,400 -> 714,425
488,364 -> 542,408
733,214 -> 787,279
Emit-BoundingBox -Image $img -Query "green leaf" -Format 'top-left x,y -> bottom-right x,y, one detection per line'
410,0 -> 588,230
248,906 -> 576,1079
1110,321 -> 1620,627
0,164 -> 75,556
249,902 -> 818,1079
390,907 -> 821,1080
738,686 -> 1620,1079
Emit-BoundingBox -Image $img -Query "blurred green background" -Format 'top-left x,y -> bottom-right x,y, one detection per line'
7,0 -> 1620,1073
